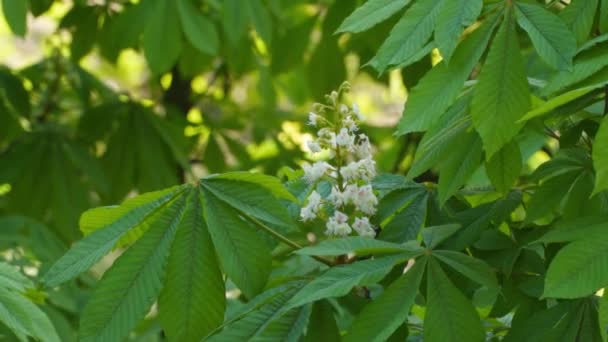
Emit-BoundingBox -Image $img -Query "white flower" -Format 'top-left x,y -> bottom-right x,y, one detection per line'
358,157 -> 377,181
328,187 -> 346,207
352,103 -> 363,120
303,161 -> 331,184
342,184 -> 359,206
343,116 -> 358,132
332,222 -> 352,236
353,217 -> 375,238
339,104 -> 349,114
300,206 -> 316,221
340,161 -> 360,182
307,140 -> 321,153
333,210 -> 348,223
336,128 -> 355,148
353,185 -> 378,215
308,112 -> 319,126
300,191 -> 323,221
355,134 -> 372,159
326,210 -> 352,236
318,128 -> 337,149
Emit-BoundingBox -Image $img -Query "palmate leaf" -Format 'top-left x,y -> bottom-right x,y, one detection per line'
205,281 -> 308,341
514,2 -> 576,71
0,287 -> 61,342
143,0 -> 183,74
544,236 -> 608,298
201,189 -> 272,298
41,186 -> 186,287
433,250 -> 498,289
437,130 -> 482,204
43,174 -> 293,341
541,45 -> 608,96
537,216 -> 608,244
284,255 -> 408,310
471,8 -> 530,158
0,129 -> 107,241
424,258 -> 484,342
407,95 -> 471,178
79,193 -> 188,342
395,9 -> 500,135
177,0 -> 218,55
522,83 -> 607,122
367,0 -> 444,73
0,263 -> 33,292
296,236 -> 422,257
1,0 -> 27,36
344,257 -> 426,342
379,186 -> 429,242
435,0 -> 482,64
485,141 -> 522,194
89,102 -> 187,202
559,0 -> 599,44
336,0 -> 411,34
158,190 -> 224,342
593,116 -> 608,194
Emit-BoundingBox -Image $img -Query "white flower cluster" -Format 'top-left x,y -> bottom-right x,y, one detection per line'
299,83 -> 378,239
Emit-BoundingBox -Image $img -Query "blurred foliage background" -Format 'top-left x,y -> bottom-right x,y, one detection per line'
0,0 -> 414,340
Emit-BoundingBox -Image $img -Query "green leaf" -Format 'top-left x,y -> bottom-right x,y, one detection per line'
0,263 -> 33,292
421,224 -> 462,249
246,0 -> 271,45
202,176 -> 295,231
202,188 -> 271,298
600,291 -> 608,341
295,237 -> 423,257
408,96 -> 471,178
593,116 -> 608,194
41,186 -> 184,287
205,281 -> 307,341
344,258 -> 426,342
177,0 -> 218,55
143,0 -> 183,74
0,287 -> 61,342
437,131 -> 482,204
379,188 -> 428,243
514,2 -> 576,70
521,83 -> 605,122
368,0 -> 444,73
542,45 -> 608,96
159,191 -> 225,342
0,70 -> 31,116
433,250 -> 498,289
336,0 -> 410,34
214,172 -> 298,202
471,10 -> 530,158
435,0 -> 482,63
544,237 -> 608,298
285,255 -> 407,309
526,170 -> 580,222
601,0 -> 608,33
79,193 -> 187,342
560,0 -> 599,44
303,301 -> 340,342
222,0 -> 248,45
395,10 -> 500,135
1,0 -> 28,36
100,105 -> 183,202
537,216 -> 608,244
485,141 -> 522,193
0,130 -> 106,241
424,258 -> 484,342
